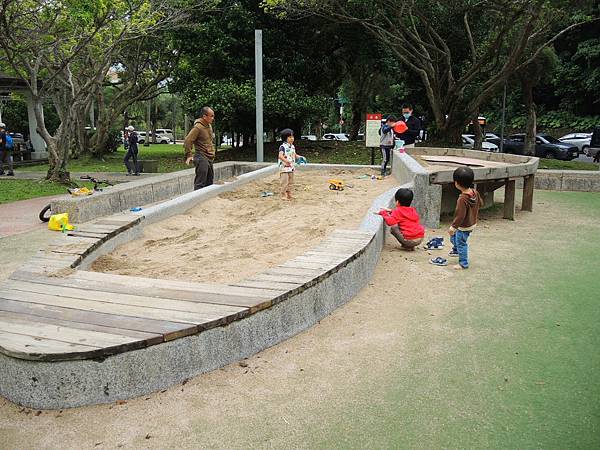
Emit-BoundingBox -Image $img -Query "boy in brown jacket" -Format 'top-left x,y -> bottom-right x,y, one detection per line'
431,166 -> 483,269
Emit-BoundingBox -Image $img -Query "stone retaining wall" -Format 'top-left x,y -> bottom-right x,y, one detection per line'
50,162 -> 270,224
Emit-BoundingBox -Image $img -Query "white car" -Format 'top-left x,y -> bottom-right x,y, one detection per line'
322,133 -> 349,141
137,131 -> 172,145
558,133 -> 592,155
300,135 -> 317,141
462,134 -> 499,152
155,128 -> 175,144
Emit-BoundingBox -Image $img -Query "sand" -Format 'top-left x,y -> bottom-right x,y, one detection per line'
91,169 -> 397,284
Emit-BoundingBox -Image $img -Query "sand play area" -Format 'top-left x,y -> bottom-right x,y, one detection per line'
91,169 -> 397,284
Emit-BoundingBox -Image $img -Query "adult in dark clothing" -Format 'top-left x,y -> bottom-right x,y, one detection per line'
184,106 -> 215,190
124,125 -> 140,176
0,122 -> 14,176
395,104 -> 422,148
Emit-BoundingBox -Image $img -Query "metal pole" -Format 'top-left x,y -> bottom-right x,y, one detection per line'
499,82 -> 507,153
255,29 -> 264,162
145,99 -> 151,147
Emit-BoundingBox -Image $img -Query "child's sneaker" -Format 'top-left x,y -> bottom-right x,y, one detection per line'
429,257 -> 448,266
448,249 -> 458,257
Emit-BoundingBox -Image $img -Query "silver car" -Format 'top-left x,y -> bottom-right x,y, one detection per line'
462,134 -> 499,152
558,133 -> 592,155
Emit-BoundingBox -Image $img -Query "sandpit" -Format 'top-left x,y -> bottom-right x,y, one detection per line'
91,169 -> 397,284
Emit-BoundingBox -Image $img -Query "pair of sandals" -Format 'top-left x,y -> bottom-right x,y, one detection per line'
426,237 -> 453,266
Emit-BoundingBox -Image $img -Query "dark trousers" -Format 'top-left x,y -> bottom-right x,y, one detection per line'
380,146 -> 392,174
0,149 -> 13,173
193,153 -> 214,190
124,148 -> 138,174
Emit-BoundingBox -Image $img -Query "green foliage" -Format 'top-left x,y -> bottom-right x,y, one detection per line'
509,111 -> 599,131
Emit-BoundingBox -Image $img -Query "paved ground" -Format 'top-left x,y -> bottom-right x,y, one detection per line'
0,195 -> 65,238
7,171 -> 159,182
0,189 -> 598,449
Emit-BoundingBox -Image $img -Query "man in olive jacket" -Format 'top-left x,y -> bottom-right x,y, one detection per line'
184,107 -> 215,190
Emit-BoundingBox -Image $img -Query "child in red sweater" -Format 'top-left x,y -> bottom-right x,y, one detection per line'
378,188 -> 425,250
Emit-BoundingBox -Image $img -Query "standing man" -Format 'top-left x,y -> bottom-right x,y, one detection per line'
124,125 -> 140,176
395,104 -> 422,149
0,122 -> 14,176
184,106 -> 215,190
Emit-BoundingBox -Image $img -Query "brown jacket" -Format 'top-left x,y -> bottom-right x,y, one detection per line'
184,119 -> 214,160
451,189 -> 483,231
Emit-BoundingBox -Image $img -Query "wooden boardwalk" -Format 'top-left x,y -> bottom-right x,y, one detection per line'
0,213 -> 374,362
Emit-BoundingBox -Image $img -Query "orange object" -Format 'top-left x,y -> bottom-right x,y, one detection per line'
393,121 -> 408,134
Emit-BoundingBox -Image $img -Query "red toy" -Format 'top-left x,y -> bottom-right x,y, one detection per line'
393,121 -> 408,134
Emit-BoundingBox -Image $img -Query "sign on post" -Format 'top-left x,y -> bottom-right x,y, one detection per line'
365,113 -> 382,148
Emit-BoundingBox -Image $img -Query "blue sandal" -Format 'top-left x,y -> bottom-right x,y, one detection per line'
425,237 -> 444,250
430,257 -> 448,266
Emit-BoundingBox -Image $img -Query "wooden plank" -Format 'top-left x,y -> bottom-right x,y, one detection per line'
0,289 -> 221,326
5,279 -> 247,318
0,330 -> 100,361
67,231 -> 109,239
0,298 -> 192,339
9,271 -> 269,310
0,309 -> 162,345
265,266 -> 324,277
0,313 -> 146,349
249,273 -> 316,284
280,260 -> 337,271
329,229 -> 373,239
503,179 -> 516,220
522,174 -> 534,212
95,219 -> 136,226
230,280 -> 298,291
296,253 -> 349,263
74,270 -> 283,299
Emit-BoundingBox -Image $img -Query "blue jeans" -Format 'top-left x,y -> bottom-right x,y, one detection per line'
451,230 -> 471,268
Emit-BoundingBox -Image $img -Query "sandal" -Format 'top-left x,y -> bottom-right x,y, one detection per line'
425,237 -> 444,250
430,257 -> 448,266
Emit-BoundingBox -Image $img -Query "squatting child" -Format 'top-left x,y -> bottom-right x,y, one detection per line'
378,188 -> 425,250
448,166 -> 483,270
278,128 -> 304,200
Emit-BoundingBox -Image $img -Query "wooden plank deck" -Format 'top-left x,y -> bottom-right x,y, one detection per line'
0,226 -> 374,362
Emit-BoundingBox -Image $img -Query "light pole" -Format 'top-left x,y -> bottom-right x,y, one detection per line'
255,29 -> 264,162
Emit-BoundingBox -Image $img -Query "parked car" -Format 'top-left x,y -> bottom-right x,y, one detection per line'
137,131 -> 172,145
300,135 -> 317,141
322,133 -> 349,141
484,132 -> 502,147
587,126 -> 600,160
462,134 -> 499,152
502,133 -> 579,160
155,128 -> 175,143
558,132 -> 592,155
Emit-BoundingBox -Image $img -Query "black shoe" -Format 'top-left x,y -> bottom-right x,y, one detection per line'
133,173 -> 140,176
126,172 -> 132,176
0,171 -> 4,176
6,171 -> 14,176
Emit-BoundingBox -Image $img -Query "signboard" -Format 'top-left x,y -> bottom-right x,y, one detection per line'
365,113 -> 382,148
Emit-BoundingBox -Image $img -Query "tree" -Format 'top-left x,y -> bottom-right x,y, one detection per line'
265,0 -> 597,143
0,0 -> 203,181
172,0 -> 340,143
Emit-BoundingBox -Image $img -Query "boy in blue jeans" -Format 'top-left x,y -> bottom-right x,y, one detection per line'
448,167 -> 482,270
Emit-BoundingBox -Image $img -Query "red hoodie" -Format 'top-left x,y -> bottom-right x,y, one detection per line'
380,206 -> 425,240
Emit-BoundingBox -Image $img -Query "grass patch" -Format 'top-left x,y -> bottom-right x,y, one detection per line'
0,179 -> 75,204
18,141 -> 377,174
0,179 -> 98,204
538,158 -> 599,171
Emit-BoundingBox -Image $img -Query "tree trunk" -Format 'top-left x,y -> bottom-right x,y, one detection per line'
473,113 -> 483,151
349,103 -> 362,141
523,81 -> 537,156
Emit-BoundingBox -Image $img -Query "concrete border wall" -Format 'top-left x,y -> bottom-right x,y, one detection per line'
391,150 -> 441,229
50,162 -> 271,224
0,165 -> 406,409
531,170 -> 600,192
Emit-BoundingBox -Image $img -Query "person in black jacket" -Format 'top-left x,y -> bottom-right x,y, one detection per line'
124,125 -> 140,176
395,104 -> 422,148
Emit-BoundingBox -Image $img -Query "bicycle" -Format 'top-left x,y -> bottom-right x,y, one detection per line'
39,175 -> 114,222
